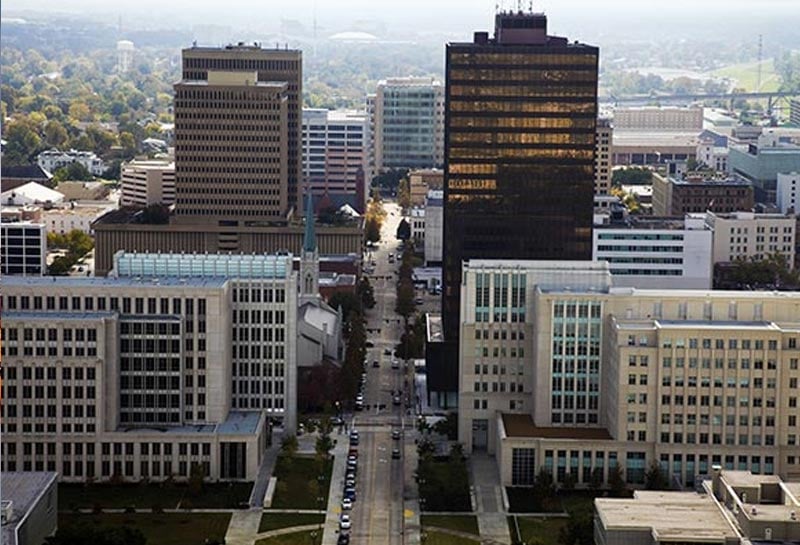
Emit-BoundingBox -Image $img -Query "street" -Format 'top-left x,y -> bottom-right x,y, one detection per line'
349,201 -> 410,545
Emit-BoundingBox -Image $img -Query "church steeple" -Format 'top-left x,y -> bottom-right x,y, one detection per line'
300,189 -> 319,300
303,190 -> 316,253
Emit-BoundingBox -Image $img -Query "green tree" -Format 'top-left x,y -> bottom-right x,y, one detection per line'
52,162 -> 94,182
397,176 -> 411,209
365,216 -> 381,244
395,278 -> 416,323
3,119 -> 42,165
68,101 -> 92,122
328,292 -> 361,322
644,461 -> 671,490
558,509 -> 594,545
280,435 -> 298,458
188,462 -> 206,497
357,277 -> 376,309
119,131 -> 137,158
608,466 -> 628,498
43,119 -> 69,149
396,218 -> 411,241
533,468 -> 556,501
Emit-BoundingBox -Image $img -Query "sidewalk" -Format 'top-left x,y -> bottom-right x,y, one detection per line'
470,454 -> 512,545
224,509 -> 262,545
250,429 -> 281,507
403,420 -> 421,545
321,434 -> 349,545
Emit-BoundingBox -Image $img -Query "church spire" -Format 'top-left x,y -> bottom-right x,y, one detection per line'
303,190 -> 316,253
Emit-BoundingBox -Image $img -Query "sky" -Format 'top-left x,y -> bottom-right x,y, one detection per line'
3,0 -> 796,37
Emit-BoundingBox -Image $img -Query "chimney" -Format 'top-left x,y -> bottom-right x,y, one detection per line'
474,31 -> 489,45
711,464 -> 723,499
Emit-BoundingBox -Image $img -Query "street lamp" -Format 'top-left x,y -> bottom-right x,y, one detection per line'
310,530 -> 318,545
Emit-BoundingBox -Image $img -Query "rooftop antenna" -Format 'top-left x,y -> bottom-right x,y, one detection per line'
756,34 -> 763,92
313,0 -> 318,59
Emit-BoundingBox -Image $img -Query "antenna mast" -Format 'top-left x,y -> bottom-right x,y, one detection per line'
756,34 -> 763,92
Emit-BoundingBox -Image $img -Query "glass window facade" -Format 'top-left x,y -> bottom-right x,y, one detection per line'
443,36 -> 598,340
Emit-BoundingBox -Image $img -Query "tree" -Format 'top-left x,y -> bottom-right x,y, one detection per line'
3,120 -> 42,165
608,466 -> 628,498
280,435 -> 298,458
365,217 -> 381,244
397,176 -> 411,209
188,462 -> 206,497
558,509 -> 594,545
396,218 -> 411,241
588,467 -> 604,492
43,119 -> 69,149
138,203 -> 170,224
53,162 -> 93,182
644,461 -> 671,490
395,278 -> 416,323
328,292 -> 361,323
533,468 -> 556,502
119,131 -> 137,158
357,277 -> 376,309
68,101 -> 92,122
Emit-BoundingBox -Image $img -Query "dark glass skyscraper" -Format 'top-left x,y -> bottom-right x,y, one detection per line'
442,11 -> 599,339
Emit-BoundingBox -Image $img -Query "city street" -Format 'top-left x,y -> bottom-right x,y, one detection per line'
349,201 -> 410,545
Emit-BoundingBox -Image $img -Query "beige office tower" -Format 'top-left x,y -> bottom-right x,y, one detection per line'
178,44 -> 302,218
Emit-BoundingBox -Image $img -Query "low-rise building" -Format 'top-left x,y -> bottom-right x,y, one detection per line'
1,222 -> 46,276
729,131 -> 800,203
424,189 -> 443,266
0,165 -> 53,192
0,472 -> 58,545
55,181 -> 111,202
593,215 -> 713,289
594,469 -> 800,545
409,169 -> 443,206
1,182 -> 64,208
652,172 -> 754,216
410,207 -> 425,243
457,260 -> 800,490
776,171 -> 800,215
696,133 -> 729,172
37,148 -> 106,177
614,106 -> 704,132
705,210 -> 796,267
120,159 -> 176,207
612,130 -> 699,166
43,204 -> 115,235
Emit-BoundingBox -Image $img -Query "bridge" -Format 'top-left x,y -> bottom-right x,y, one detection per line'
601,90 -> 799,115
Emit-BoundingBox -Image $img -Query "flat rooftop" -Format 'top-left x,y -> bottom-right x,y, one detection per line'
595,491 -> 738,541
501,414 -> 612,440
3,275 -> 227,289
1,472 -> 58,545
655,319 -> 779,331
117,411 -> 263,436
613,130 -> 700,149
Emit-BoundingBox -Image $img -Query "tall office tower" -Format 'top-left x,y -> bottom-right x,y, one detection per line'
441,11 -> 599,340
368,76 -> 444,173
116,40 -> 134,74
302,108 -> 368,210
180,44 -> 303,214
595,118 -> 613,195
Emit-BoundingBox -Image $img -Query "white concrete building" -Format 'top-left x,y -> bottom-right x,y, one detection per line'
593,215 -> 713,289
456,260 -> 800,489
409,207 -> 425,242
614,106 -> 704,131
1,222 -> 46,276
37,149 -> 106,177
777,171 -> 800,215
120,160 -> 176,207
43,204 -> 115,235
1,182 -> 64,207
116,40 -> 135,74
0,472 -> 58,545
368,77 -> 444,172
424,189 -> 443,266
696,136 -> 729,172
705,211 -> 796,267
0,251 -> 308,483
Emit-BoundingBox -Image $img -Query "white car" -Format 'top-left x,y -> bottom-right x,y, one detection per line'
341,497 -> 353,510
340,514 -> 352,530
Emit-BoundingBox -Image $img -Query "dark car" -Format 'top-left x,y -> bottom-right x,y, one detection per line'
392,429 -> 401,440
338,533 -> 351,545
365,341 -> 375,348
392,448 -> 401,460
372,360 -> 380,368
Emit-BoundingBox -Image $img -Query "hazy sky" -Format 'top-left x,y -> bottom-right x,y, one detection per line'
3,0 -> 796,36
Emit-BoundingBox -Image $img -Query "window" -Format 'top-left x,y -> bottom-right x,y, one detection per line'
511,448 -> 536,486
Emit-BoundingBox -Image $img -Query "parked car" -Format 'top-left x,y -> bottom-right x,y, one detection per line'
392,395 -> 401,406
392,429 -> 401,440
340,514 -> 352,530
373,360 -> 380,368
344,487 -> 357,501
365,340 -> 374,348
391,359 -> 400,370
342,497 -> 353,510
338,533 -> 351,545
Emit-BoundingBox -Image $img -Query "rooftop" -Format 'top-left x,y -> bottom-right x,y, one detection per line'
501,413 -> 612,440
655,320 -> 778,331
117,411 -> 263,436
113,251 -> 292,280
595,491 -> 739,541
426,313 -> 444,343
613,130 -> 700,149
1,472 -> 58,545
3,275 -> 227,289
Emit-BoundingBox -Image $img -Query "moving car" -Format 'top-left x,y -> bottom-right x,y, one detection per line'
391,359 -> 400,370
392,448 -> 401,460
392,395 -> 401,406
392,429 -> 401,440
373,360 -> 380,368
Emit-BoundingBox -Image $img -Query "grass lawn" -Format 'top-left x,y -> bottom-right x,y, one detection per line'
422,530 -> 479,545
506,488 -> 599,514
270,455 -> 332,510
421,515 -> 479,535
508,516 -> 568,545
711,59 -> 781,92
59,482 -> 253,511
259,513 -> 325,533
418,457 -> 471,512
58,512 -> 231,545
256,530 -> 321,545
